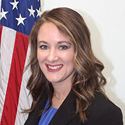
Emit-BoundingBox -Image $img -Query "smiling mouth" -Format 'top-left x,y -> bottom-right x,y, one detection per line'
46,64 -> 63,72
48,65 -> 63,69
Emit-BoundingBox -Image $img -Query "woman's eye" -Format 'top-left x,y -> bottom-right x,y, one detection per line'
39,45 -> 48,50
59,45 -> 68,50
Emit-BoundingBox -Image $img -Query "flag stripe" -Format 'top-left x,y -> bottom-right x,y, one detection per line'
0,26 -> 2,45
0,27 -> 16,123
15,45 -> 32,125
0,26 -> 2,59
0,30 -> 29,125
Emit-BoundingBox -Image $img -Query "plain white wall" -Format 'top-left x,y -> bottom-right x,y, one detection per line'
41,0 -> 125,123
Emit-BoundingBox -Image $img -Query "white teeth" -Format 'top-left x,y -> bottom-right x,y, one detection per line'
48,65 -> 62,69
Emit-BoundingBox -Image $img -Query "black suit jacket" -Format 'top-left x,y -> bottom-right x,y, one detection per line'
24,90 -> 123,125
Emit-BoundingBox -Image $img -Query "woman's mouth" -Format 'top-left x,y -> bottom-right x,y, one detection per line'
46,64 -> 63,72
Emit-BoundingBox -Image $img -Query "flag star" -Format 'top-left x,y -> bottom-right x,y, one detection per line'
10,0 -> 19,10
28,5 -> 35,17
16,14 -> 26,26
36,8 -> 42,17
0,8 -> 8,20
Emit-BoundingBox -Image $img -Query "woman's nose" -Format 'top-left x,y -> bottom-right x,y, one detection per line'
47,49 -> 58,62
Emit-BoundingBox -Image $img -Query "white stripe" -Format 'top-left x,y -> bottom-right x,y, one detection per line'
0,26 -> 16,121
15,45 -> 32,125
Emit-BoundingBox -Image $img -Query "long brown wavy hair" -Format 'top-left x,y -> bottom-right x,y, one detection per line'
26,7 -> 106,123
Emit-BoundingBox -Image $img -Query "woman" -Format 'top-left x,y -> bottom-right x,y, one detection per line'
24,7 -> 123,125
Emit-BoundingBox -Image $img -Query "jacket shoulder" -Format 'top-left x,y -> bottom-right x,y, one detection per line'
86,92 -> 123,125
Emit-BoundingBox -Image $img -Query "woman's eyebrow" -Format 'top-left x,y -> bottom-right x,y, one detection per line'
38,41 -> 48,44
58,41 -> 72,45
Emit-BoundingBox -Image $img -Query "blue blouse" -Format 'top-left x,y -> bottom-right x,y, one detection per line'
38,99 -> 58,125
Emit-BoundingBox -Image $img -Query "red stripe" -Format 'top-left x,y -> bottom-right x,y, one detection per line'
0,25 -> 3,45
0,32 -> 29,125
0,25 -> 3,65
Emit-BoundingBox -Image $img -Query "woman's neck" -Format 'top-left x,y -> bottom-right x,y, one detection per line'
51,81 -> 72,109
52,81 -> 72,99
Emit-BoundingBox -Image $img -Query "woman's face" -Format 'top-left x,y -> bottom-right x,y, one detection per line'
37,22 -> 74,86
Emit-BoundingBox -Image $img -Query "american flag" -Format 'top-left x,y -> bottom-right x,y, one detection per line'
0,0 -> 41,125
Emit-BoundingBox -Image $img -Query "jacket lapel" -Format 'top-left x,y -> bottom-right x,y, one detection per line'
24,91 -> 48,125
49,90 -> 82,125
